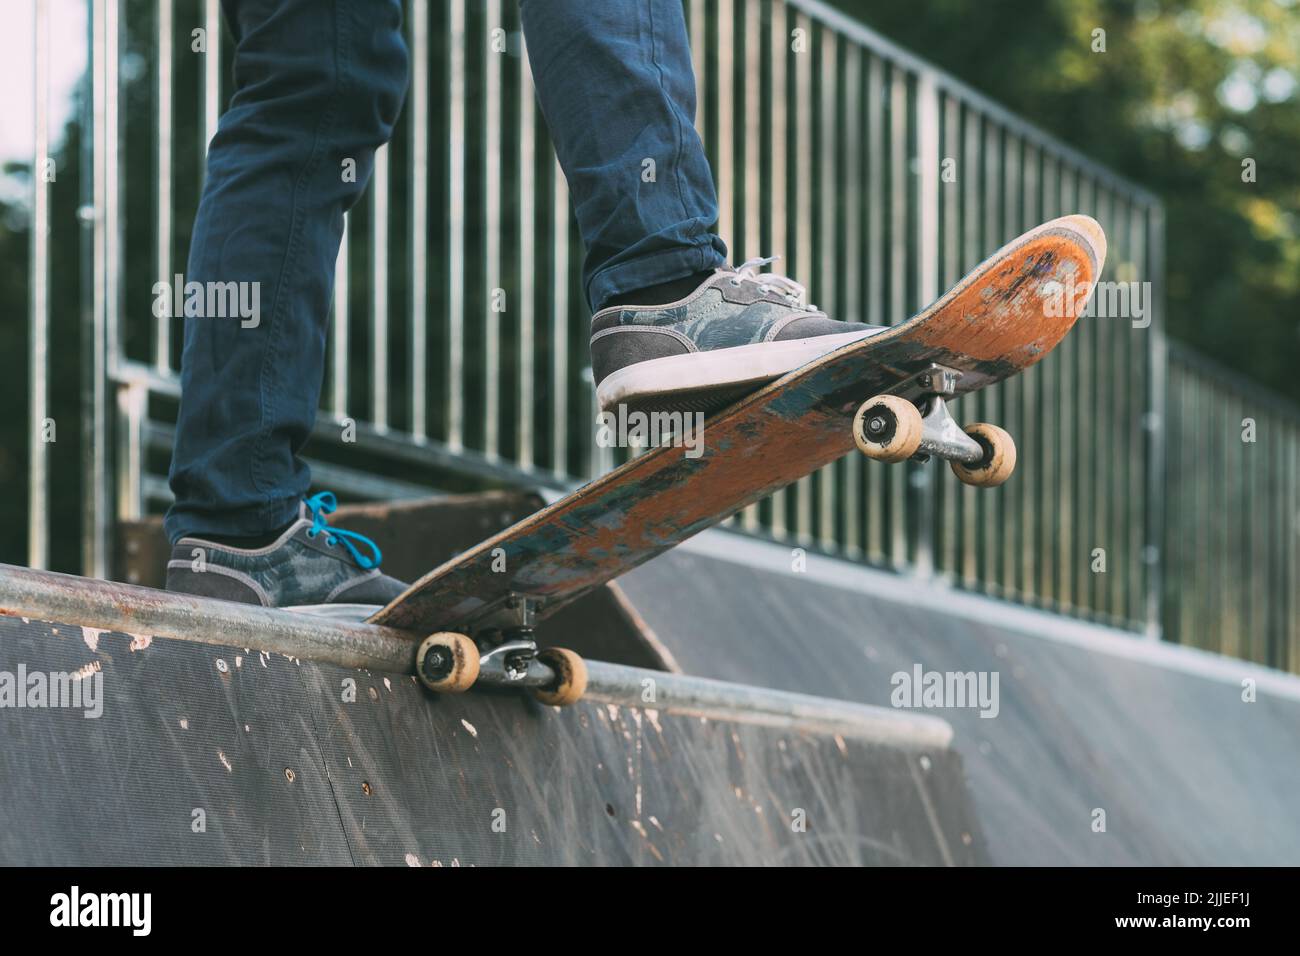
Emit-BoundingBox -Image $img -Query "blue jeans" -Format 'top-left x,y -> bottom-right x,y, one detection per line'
165,0 -> 727,543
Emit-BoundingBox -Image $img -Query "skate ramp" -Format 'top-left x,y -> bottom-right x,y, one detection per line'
613,530 -> 1300,866
0,567 -> 984,866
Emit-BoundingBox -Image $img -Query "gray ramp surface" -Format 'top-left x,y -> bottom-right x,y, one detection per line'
614,531 -> 1300,866
0,611 -> 984,866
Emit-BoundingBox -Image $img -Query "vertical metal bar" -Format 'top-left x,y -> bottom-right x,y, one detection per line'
1114,194 -> 1131,625
371,143 -> 390,430
1223,387 -> 1237,654
959,105 -> 980,588
1057,165 -> 1075,609
715,0 -> 736,523
936,93 -> 959,580
409,0 -> 429,438
767,1 -> 789,540
1039,154 -> 1058,603
155,0 -> 173,372
1144,203 -> 1167,638
332,216 -> 350,414
84,0 -> 117,576
1195,374 -> 1210,649
1109,192 -> 1127,623
84,0 -> 104,574
817,30 -> 838,551
716,0 -> 734,251
1202,372 -> 1214,650
887,64 -> 906,568
740,0 -> 763,533
484,0 -> 502,460
447,0 -> 466,450
1000,133 -> 1020,596
1020,143 -> 1040,602
840,42 -> 863,557
551,157 -> 569,478
865,55 -> 884,333
1194,369 -> 1207,647
793,12 -> 814,545
980,121 -> 1000,593
1290,430 -> 1299,668
1076,174 -> 1095,614
1171,359 -> 1183,644
105,0 -> 121,376
690,0 -> 707,141
863,54 -> 884,561
29,0 -> 51,569
1094,184 -> 1113,619
105,0 -> 127,562
518,36 -> 536,470
115,384 -> 145,520
913,71 -> 940,577
203,0 -> 219,158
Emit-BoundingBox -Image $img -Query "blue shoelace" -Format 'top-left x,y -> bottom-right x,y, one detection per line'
303,492 -> 382,570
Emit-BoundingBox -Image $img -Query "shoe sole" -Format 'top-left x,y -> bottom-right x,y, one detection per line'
595,328 -> 886,417
282,602 -> 381,623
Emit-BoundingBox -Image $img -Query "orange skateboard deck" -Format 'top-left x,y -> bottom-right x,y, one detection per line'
370,215 -> 1105,701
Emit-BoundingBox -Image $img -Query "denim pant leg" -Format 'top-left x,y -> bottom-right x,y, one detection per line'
164,0 -> 409,544
520,0 -> 728,311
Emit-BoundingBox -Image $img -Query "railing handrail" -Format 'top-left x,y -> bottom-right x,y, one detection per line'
785,0 -> 1160,207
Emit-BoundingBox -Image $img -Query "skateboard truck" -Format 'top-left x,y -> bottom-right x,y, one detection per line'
853,363 -> 1017,487
414,592 -> 588,706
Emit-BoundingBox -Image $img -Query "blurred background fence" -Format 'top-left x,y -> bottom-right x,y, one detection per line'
12,0 -> 1298,672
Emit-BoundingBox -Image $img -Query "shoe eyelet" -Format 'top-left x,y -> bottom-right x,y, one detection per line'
306,530 -> 317,539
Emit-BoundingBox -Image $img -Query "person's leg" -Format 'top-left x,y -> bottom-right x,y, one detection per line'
165,0 -> 408,544
519,0 -> 727,311
163,0 -> 410,612
521,0 -> 886,415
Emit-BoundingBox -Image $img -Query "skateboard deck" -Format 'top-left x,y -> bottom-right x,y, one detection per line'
371,215 -> 1105,650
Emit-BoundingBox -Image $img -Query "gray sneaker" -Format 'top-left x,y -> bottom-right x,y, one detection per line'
164,492 -> 408,617
591,257 -> 887,415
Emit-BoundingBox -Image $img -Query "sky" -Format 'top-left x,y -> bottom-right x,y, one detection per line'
0,0 -> 89,207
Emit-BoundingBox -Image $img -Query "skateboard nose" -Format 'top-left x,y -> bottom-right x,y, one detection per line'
1053,214 -> 1108,274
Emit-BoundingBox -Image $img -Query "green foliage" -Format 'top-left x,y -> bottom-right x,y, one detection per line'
832,0 -> 1300,401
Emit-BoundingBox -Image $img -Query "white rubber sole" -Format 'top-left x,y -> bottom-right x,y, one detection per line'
282,602 -> 381,623
595,328 -> 885,413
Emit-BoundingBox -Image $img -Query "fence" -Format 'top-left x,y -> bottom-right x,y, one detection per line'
20,0 -> 1292,672
1163,345 -> 1300,671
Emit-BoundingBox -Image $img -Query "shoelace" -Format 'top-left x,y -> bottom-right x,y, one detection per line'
304,491 -> 382,570
729,255 -> 818,311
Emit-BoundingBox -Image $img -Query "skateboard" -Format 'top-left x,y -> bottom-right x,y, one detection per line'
369,215 -> 1106,704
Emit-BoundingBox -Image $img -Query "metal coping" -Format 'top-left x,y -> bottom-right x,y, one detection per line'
0,564 -> 952,751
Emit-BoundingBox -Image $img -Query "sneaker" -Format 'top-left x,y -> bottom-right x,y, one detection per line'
591,257 -> 887,415
164,491 -> 408,617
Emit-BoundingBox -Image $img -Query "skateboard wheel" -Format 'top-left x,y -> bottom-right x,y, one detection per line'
416,632 -> 480,693
950,423 -> 1016,487
532,647 -> 588,707
853,395 -> 923,463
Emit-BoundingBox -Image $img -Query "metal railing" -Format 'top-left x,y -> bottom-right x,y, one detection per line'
1163,346 -> 1300,671
17,0 -> 1213,651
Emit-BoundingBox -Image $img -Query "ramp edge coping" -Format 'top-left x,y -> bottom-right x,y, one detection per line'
0,564 -> 952,750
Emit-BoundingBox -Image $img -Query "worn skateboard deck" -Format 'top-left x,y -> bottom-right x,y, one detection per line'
370,215 -> 1105,634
